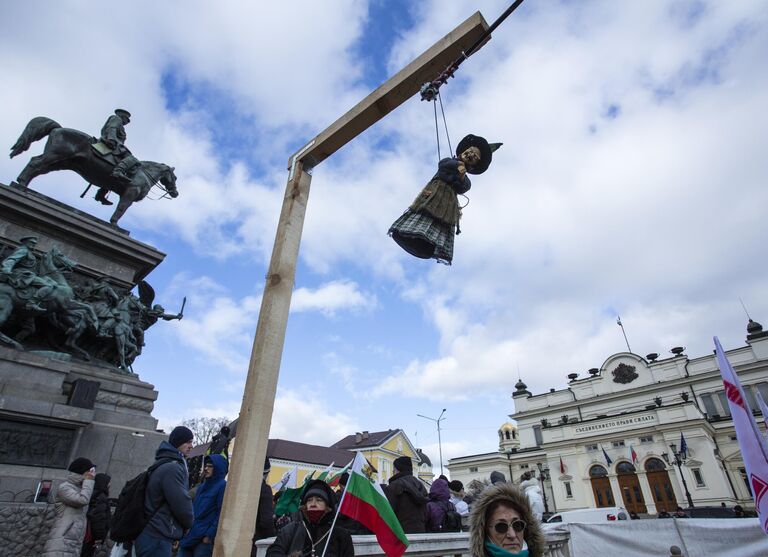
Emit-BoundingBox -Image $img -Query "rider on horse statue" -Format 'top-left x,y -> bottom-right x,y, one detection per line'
0,236 -> 56,313
94,108 -> 139,205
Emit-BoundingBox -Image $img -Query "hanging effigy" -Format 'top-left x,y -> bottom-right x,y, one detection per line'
388,134 -> 500,264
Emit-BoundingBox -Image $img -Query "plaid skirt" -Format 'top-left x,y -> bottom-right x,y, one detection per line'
388,209 -> 455,265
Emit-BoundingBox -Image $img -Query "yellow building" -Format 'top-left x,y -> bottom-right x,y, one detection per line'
264,438 -> 356,488
189,427 -> 433,490
331,429 -> 433,483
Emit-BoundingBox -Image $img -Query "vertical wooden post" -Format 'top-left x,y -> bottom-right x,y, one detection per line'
213,13 -> 489,556
214,162 -> 312,556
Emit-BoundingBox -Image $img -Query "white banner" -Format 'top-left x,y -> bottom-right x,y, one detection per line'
544,519 -> 768,557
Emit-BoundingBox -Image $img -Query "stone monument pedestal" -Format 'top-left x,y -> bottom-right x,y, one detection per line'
0,183 -> 170,505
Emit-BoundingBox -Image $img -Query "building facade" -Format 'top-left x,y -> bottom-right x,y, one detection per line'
331,429 -> 434,484
448,322 -> 768,515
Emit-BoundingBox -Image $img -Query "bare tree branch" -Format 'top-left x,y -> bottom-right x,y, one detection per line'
181,416 -> 231,445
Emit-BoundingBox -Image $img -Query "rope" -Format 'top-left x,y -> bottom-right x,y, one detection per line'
438,92 -> 452,156
420,0 -> 527,101
433,99 -> 441,160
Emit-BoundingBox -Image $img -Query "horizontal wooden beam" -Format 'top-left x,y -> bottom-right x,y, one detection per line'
288,11 -> 490,169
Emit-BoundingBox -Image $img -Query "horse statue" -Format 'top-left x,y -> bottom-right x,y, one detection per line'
0,246 -> 97,359
9,117 -> 178,225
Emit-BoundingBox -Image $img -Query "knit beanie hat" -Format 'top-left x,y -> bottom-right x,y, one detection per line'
449,480 -> 464,492
68,457 -> 94,474
302,480 -> 333,507
168,426 -> 194,448
393,456 -> 413,473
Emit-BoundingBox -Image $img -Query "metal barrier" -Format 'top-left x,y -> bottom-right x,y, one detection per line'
254,530 -> 571,557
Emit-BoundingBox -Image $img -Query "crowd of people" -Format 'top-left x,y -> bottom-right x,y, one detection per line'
49,429 -> 755,557
39,428 -> 550,557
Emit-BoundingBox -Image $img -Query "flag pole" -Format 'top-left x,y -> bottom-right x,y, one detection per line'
617,316 -> 632,353
321,478 -> 351,557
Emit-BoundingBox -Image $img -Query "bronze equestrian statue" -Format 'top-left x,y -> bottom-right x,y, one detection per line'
9,110 -> 179,225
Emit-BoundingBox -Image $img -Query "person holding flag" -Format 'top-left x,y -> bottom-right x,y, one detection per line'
338,452 -> 409,557
267,479 -> 354,557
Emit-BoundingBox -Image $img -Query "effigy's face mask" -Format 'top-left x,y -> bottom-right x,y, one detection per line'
460,146 -> 481,166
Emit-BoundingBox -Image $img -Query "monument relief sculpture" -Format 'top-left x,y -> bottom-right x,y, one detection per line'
0,236 -> 183,373
8,109 -> 179,225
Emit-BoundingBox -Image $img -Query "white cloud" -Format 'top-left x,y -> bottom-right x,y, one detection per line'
3,0 -> 768,460
164,274 -> 378,372
291,280 -> 377,316
269,389 -> 360,445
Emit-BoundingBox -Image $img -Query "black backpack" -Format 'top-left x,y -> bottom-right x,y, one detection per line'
441,501 -> 462,532
110,458 -> 174,543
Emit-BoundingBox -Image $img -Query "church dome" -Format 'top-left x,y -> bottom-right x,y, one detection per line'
499,422 -> 517,432
416,448 -> 432,467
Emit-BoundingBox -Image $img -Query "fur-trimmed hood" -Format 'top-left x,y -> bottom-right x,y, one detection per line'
468,483 -> 545,557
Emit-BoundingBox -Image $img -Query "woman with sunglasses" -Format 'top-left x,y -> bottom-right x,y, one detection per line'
468,483 -> 545,557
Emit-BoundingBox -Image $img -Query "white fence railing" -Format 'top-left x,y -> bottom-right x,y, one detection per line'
254,530 -> 571,557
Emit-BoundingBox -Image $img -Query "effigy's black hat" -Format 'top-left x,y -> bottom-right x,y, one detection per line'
456,134 -> 502,175
115,109 -> 131,119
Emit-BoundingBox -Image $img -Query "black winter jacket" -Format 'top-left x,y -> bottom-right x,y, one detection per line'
255,479 -> 277,540
86,474 -> 111,540
385,472 -> 429,534
266,511 -> 353,557
142,441 -> 194,540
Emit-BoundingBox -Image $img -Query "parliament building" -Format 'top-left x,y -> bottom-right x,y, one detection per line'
447,320 -> 768,515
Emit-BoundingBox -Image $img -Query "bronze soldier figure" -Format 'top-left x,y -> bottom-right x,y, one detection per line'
0,236 -> 56,313
94,108 -> 140,205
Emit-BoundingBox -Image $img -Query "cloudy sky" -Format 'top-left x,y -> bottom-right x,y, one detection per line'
2,0 -> 767,474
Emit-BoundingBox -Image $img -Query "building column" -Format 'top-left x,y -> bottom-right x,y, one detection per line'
636,470 -> 656,514
608,474 -> 622,506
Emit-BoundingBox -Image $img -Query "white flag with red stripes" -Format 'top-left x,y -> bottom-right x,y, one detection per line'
714,336 -> 768,534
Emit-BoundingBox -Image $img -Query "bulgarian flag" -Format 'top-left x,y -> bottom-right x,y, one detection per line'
317,462 -> 335,482
275,471 -> 315,516
328,460 -> 353,488
339,453 -> 409,557
629,444 -> 638,464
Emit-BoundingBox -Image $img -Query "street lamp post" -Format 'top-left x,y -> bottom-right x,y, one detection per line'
504,449 -> 515,483
418,409 -> 446,476
536,462 -> 550,514
663,442 -> 694,508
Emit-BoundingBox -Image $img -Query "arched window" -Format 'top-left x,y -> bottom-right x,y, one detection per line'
505,431 -> 511,440
616,461 -> 636,474
589,465 -> 608,477
644,458 -> 666,471
512,429 -> 517,439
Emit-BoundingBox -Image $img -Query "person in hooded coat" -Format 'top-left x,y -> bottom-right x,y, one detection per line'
42,457 -> 96,557
517,473 -> 544,521
384,456 -> 429,534
179,454 -> 228,556
80,473 -> 111,557
425,477 -> 454,532
469,482 -> 545,557
266,479 -> 354,557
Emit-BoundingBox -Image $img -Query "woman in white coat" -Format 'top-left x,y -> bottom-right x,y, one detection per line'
518,472 -> 544,521
42,457 -> 95,557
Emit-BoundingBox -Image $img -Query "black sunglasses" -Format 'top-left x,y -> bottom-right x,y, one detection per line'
493,519 -> 526,534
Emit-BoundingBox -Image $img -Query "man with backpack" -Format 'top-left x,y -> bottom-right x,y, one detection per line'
133,425 -> 195,556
